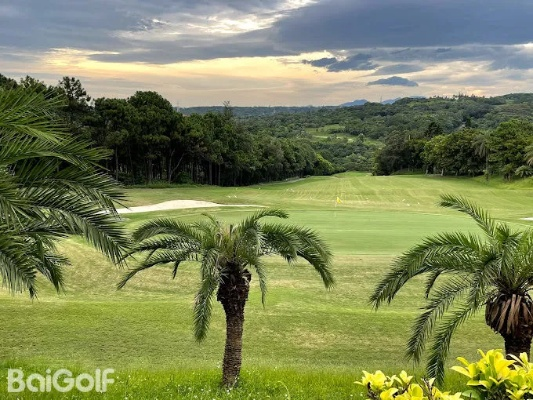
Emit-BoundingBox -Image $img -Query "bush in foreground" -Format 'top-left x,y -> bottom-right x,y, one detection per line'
358,349 -> 533,400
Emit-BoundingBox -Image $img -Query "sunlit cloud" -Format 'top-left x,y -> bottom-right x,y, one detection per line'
2,0 -> 533,105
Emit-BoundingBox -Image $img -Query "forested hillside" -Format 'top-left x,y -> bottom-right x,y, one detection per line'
3,72 -> 533,185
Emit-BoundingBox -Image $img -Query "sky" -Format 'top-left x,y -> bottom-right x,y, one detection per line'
2,0 -> 533,106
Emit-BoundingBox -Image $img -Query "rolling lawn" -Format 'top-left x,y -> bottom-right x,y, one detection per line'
0,172 -> 532,398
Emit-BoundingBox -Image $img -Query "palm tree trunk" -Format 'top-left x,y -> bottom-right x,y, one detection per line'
217,270 -> 251,387
504,333 -> 533,359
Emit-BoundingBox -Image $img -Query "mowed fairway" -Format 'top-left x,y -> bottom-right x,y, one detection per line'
0,172 -> 532,399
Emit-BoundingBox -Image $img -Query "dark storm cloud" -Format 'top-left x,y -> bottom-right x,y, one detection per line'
326,54 -> 378,72
3,0 -> 533,67
303,54 -> 378,71
272,0 -> 533,51
367,76 -> 419,87
303,57 -> 337,68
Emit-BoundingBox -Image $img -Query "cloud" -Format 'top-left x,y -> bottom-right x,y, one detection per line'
367,76 -> 419,87
4,0 -> 533,106
326,54 -> 378,72
488,48 -> 533,70
303,57 -> 337,67
373,64 -> 424,75
0,0 -> 293,55
272,0 -> 533,52
3,0 -> 533,68
303,53 -> 378,71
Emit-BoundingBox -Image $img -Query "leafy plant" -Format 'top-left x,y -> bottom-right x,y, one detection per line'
452,349 -> 533,400
356,370 -> 461,399
0,86 -> 129,297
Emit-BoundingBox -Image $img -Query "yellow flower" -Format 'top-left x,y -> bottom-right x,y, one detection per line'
357,370 -> 388,392
379,387 -> 398,400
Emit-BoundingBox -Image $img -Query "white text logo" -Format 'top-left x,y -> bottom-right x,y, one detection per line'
7,368 -> 115,393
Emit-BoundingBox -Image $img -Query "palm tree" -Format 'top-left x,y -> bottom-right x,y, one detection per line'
473,131 -> 491,181
119,209 -> 334,387
526,143 -> 533,167
370,194 -> 533,383
0,86 -> 129,297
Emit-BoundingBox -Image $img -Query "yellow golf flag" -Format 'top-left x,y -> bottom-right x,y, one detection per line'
336,196 -> 342,204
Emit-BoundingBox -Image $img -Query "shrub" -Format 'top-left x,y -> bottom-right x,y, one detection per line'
452,349 -> 533,400
356,370 -> 461,399
357,350 -> 533,400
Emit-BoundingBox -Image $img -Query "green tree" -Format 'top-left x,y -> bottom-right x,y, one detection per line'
57,76 -> 91,111
0,87 -> 129,296
119,209 -> 334,387
371,195 -> 533,383
424,121 -> 443,138
128,91 -> 177,183
57,76 -> 93,139
423,130 -> 484,176
489,119 -> 533,180
90,98 -> 139,181
0,73 -> 18,89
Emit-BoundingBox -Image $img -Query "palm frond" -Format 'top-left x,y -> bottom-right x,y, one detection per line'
426,305 -> 478,384
0,229 -> 39,297
0,87 -> 127,297
292,226 -> 334,288
407,277 -> 471,363
194,247 -> 221,341
371,232 -> 482,308
252,260 -> 268,307
238,208 -> 288,233
260,223 -> 300,262
133,218 -> 201,242
439,194 -> 496,238
0,87 -> 66,143
117,263 -> 157,290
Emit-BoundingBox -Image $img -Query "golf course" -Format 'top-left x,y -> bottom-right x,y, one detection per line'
1,172 -> 532,399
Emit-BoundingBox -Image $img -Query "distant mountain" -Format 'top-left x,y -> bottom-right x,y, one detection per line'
339,96 -> 426,107
339,99 -> 368,107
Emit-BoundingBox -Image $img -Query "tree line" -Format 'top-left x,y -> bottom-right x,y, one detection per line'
373,120 -> 533,179
4,72 -> 533,183
0,74 -> 334,186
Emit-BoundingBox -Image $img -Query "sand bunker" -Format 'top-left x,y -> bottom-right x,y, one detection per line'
116,200 -> 258,214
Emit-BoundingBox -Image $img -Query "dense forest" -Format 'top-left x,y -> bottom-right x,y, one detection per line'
2,72 -> 533,185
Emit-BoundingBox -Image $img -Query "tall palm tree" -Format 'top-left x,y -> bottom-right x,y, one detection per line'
119,209 -> 334,387
0,86 -> 129,296
370,194 -> 533,383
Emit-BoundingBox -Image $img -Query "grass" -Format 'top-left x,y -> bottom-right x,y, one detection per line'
1,172 -> 532,398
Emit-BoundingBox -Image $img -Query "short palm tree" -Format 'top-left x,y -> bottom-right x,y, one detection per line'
371,194 -> 533,383
0,86 -> 129,296
119,209 -> 334,387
